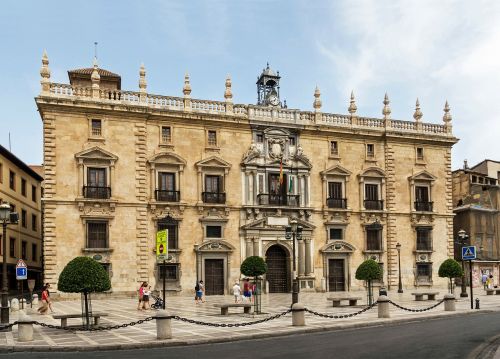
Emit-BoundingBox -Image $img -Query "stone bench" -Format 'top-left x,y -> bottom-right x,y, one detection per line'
486,289 -> 500,295
411,292 -> 439,301
327,297 -> 362,307
52,313 -> 108,328
213,303 -> 252,315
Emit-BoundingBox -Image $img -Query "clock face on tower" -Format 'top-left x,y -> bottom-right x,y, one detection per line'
268,94 -> 279,106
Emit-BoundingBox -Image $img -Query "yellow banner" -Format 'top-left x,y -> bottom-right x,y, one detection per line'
156,229 -> 168,261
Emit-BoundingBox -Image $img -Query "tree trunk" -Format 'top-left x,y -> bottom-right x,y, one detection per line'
368,280 -> 372,305
83,291 -> 90,329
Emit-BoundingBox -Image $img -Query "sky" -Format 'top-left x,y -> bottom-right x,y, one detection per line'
0,0 -> 499,170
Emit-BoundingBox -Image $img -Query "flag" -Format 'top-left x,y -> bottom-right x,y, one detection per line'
279,159 -> 283,186
288,175 -> 293,193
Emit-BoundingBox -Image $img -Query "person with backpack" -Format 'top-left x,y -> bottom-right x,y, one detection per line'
195,280 -> 205,304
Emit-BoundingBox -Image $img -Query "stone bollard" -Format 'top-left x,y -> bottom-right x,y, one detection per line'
10,298 -> 19,312
17,312 -> 34,342
377,295 -> 390,318
292,303 -> 305,326
444,294 -> 456,311
153,310 -> 172,340
32,294 -> 38,306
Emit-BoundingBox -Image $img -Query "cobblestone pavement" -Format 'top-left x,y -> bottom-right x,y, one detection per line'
1,289 -> 499,351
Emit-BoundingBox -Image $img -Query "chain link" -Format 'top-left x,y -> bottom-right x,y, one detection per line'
388,299 -> 445,312
173,309 -> 292,327
304,302 -> 378,319
32,317 -> 154,332
0,321 -> 18,330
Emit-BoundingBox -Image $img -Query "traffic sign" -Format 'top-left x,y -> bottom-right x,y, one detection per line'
156,229 -> 168,262
16,259 -> 27,280
462,246 -> 477,260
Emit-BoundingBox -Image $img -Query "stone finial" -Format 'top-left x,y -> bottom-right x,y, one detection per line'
443,100 -> 452,123
139,63 -> 147,93
224,75 -> 232,101
413,98 -> 423,122
183,73 -> 191,97
348,90 -> 357,115
40,50 -> 51,94
91,57 -> 100,85
382,93 -> 391,119
313,86 -> 322,112
464,159 -> 469,170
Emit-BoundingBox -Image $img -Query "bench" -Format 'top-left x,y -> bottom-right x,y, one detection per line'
213,303 -> 252,315
486,289 -> 500,295
52,313 -> 108,328
327,297 -> 362,307
411,292 -> 439,301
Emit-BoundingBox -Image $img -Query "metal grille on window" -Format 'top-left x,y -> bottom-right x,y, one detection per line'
417,264 -> 431,279
87,222 -> 107,248
366,229 -> 381,250
208,130 -> 217,146
159,264 -> 178,280
158,216 -> 178,249
91,119 -> 102,136
161,126 -> 171,143
329,228 -> 343,240
416,228 -> 432,250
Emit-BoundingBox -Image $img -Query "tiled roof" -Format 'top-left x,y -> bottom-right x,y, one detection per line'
68,68 -> 120,78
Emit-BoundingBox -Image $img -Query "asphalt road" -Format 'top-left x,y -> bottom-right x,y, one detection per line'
3,312 -> 500,359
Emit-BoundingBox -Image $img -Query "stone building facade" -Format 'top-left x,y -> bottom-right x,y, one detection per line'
452,160 -> 500,287
0,145 -> 44,290
36,53 -> 457,296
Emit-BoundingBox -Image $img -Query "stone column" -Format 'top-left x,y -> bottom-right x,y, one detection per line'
299,175 -> 305,207
253,238 -> 259,257
198,170 -> 203,202
78,161 -> 84,196
178,168 -> 184,200
359,178 -> 365,210
246,238 -> 253,257
253,172 -> 258,204
110,163 -> 115,196
298,240 -> 305,276
248,172 -> 253,205
305,238 -> 312,275
322,175 -> 327,209
150,165 -> 155,201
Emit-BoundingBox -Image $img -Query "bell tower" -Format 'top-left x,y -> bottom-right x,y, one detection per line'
256,63 -> 282,107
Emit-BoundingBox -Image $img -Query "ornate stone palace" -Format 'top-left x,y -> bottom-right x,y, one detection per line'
36,53 -> 457,296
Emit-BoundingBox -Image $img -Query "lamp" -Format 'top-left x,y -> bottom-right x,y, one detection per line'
396,242 -> 403,293
287,219 -> 302,305
457,229 -> 468,298
0,203 -> 12,328
0,204 -> 9,221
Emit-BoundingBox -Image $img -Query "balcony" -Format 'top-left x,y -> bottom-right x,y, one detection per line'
257,193 -> 300,206
155,190 -> 180,202
83,186 -> 111,199
202,192 -> 226,204
364,199 -> 384,210
414,201 -> 433,212
326,198 -> 347,209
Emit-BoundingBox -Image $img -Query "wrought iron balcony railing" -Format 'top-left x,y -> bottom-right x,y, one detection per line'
257,193 -> 300,206
155,190 -> 180,202
326,198 -> 347,209
414,201 -> 433,212
364,199 -> 384,210
83,186 -> 111,199
202,192 -> 226,204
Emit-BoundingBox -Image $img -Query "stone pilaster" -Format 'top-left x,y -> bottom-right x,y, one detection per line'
445,148 -> 454,256
384,143 -> 397,289
135,122 -> 149,281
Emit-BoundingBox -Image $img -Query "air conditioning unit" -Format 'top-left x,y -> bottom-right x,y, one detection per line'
416,254 -> 429,262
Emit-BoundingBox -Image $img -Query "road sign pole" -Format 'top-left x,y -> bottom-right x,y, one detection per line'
20,281 -> 23,310
469,260 -> 474,310
162,260 -> 166,310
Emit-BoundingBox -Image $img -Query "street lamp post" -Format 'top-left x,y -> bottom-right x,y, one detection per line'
396,242 -> 403,293
285,219 -> 302,305
0,203 -> 17,328
457,229 -> 469,298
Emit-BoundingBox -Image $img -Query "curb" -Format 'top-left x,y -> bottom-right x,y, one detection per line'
0,308 -> 497,353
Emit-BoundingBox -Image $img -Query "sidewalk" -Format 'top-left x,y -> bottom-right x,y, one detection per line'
1,289 -> 499,352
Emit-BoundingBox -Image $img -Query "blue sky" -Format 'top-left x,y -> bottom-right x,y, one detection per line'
1,0 -> 499,169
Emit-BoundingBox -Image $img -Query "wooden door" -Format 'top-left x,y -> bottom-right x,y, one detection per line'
328,259 -> 345,292
205,259 -> 224,295
266,245 -> 289,293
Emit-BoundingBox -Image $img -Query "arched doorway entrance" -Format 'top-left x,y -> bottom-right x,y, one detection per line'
265,245 -> 290,293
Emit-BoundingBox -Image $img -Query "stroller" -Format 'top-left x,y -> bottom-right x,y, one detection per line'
150,294 -> 164,310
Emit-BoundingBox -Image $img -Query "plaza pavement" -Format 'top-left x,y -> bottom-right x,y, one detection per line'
1,289 -> 499,352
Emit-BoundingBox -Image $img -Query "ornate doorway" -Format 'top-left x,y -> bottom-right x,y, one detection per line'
328,258 -> 345,291
266,245 -> 290,293
205,259 -> 224,295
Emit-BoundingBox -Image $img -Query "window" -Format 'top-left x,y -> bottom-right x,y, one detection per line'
329,228 -> 343,240
416,263 -> 431,281
289,137 -> 296,146
366,229 -> 381,251
256,134 -> 264,143
366,144 -> 375,158
9,237 -> 15,258
328,182 -> 342,199
85,167 -> 109,199
416,227 -> 432,250
161,126 -> 172,143
32,244 -> 37,261
364,183 -> 382,210
91,119 -> 102,136
21,209 -> 27,228
32,185 -> 37,202
10,204 -> 16,213
32,214 -> 37,232
207,130 -> 217,146
158,217 -> 178,250
9,170 -> 15,190
86,221 -> 108,248
330,141 -> 338,156
415,186 -> 432,211
203,175 -> 224,203
206,225 -> 222,238
21,178 -> 26,196
157,172 -> 177,201
158,264 -> 179,280
416,147 -> 424,160
100,263 -> 111,277
21,241 -> 27,260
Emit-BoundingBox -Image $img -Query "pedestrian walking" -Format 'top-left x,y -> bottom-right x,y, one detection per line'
37,285 -> 50,315
243,278 -> 251,302
482,272 -> 488,290
232,282 -> 241,303
488,274 -> 494,289
142,284 -> 151,310
137,282 -> 146,310
45,283 -> 55,313
195,280 -> 205,304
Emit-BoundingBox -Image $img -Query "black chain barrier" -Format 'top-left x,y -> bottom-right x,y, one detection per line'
0,321 -> 18,330
388,299 -> 445,312
173,309 -> 292,327
32,317 -> 154,332
304,302 -> 378,319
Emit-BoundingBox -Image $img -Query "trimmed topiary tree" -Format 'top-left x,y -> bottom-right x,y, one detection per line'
438,258 -> 463,294
58,257 -> 111,328
240,256 -> 267,314
355,259 -> 383,305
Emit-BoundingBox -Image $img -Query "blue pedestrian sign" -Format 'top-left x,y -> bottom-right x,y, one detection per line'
462,246 -> 477,260
16,259 -> 27,280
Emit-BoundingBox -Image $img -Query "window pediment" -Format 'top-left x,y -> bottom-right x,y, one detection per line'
75,146 -> 118,164
409,170 -> 437,182
148,152 -> 186,168
320,241 -> 355,253
195,156 -> 231,170
359,167 -> 386,179
195,239 -> 235,252
320,165 -> 352,178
